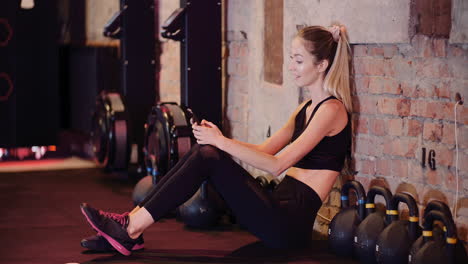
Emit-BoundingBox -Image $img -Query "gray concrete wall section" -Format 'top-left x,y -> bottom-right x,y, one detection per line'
284,0 -> 411,44
450,0 -> 468,44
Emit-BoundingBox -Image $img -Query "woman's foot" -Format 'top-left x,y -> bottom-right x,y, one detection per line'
80,203 -> 139,256
81,233 -> 145,252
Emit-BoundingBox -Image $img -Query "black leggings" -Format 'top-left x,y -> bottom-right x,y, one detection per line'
139,144 -> 323,248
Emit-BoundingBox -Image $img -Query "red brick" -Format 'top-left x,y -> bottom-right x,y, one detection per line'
462,106 -> 468,125
369,137 -> 385,156
354,158 -> 362,172
368,77 -> 383,94
388,118 -> 404,136
354,116 -> 368,134
383,45 -> 399,59
433,38 -> 447,57
437,60 -> 451,78
382,78 -> 402,95
441,123 -> 455,145
408,139 -> 419,158
393,59 -> 415,79
227,30 -> 247,41
426,169 -> 441,186
383,138 -> 419,158
376,159 -> 391,176
357,159 -> 375,175
229,42 -> 241,58
378,97 -> 411,116
353,45 -> 368,57
439,102 -> 456,121
383,59 -> 396,77
369,46 -> 384,57
415,58 -> 451,78
449,57 -> 468,79
391,159 -> 408,178
369,118 -> 386,136
425,101 -> 444,119
227,88 -> 247,107
239,42 -> 249,57
355,76 -> 370,94
443,169 -> 457,190
355,175 -> 371,190
418,82 -> 437,97
227,59 -> 238,75
354,137 -> 368,155
408,161 -> 425,183
401,82 -> 417,97
448,45 -> 466,57
354,95 -> 378,114
460,125 -> 468,149
226,106 -> 241,122
367,58 -> 386,76
355,136 -> 383,156
412,35 -> 433,57
423,122 -> 443,142
237,58 -> 249,76
461,152 -> 468,174
353,57 -> 367,75
434,81 -> 451,99
407,119 -> 423,136
434,145 -> 453,167
231,124 -> 247,141
229,77 -> 249,94
410,100 -> 447,119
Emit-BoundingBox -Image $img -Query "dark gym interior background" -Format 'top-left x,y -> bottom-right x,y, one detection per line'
0,0 -> 467,263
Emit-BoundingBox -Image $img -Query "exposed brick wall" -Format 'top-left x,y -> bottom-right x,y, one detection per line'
158,0 -> 181,103
225,30 -> 250,141
348,36 -> 468,242
158,41 -> 181,103
224,7 -> 468,247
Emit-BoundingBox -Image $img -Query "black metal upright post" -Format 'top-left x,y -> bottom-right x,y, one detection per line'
180,0 -> 222,128
120,0 -> 156,165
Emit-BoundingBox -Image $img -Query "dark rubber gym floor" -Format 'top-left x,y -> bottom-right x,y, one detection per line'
0,165 -> 358,264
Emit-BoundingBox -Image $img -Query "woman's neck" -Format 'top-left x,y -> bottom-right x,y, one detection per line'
306,78 -> 331,104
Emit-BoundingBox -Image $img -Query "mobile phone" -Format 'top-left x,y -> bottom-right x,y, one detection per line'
187,108 -> 200,125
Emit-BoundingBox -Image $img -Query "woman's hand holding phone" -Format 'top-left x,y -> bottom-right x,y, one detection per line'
189,109 -> 223,147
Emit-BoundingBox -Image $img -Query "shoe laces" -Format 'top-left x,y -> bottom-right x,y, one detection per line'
99,211 -> 129,226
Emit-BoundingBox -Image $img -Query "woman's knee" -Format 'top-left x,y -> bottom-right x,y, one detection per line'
197,144 -> 224,161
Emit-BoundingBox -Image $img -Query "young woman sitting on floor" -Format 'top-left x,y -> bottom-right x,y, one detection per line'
80,23 -> 353,256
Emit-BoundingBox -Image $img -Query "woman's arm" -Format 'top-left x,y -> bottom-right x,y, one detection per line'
193,100 -> 346,177
229,139 -> 261,151
223,100 -> 308,155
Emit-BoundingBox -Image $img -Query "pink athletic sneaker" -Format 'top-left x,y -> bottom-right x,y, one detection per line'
80,203 -> 140,256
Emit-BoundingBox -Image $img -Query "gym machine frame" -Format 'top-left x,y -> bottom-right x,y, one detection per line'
92,0 -> 156,173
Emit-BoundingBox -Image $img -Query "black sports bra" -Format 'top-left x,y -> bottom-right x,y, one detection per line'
291,96 -> 351,172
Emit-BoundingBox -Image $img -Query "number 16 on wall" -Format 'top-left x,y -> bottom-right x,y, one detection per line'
421,147 -> 436,170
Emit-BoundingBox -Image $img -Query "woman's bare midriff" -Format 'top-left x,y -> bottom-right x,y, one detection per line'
285,167 -> 339,202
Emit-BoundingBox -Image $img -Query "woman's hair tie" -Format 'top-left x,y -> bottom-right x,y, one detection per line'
328,25 -> 341,42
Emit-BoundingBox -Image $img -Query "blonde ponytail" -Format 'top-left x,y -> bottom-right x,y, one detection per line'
323,26 -> 353,113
